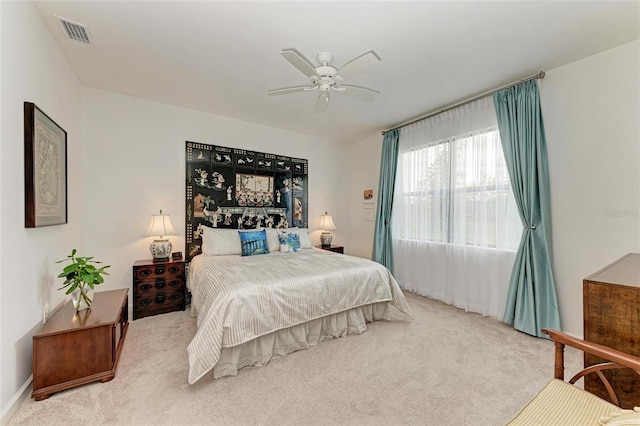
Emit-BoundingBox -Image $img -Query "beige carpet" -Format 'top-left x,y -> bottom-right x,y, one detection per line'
8,292 -> 581,425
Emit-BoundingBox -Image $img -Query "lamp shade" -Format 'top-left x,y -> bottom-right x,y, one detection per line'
319,212 -> 336,231
146,210 -> 177,237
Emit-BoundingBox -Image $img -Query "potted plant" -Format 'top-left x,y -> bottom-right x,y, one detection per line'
57,249 -> 111,311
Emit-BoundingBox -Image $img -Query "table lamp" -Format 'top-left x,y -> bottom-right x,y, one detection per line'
319,211 -> 336,247
146,209 -> 177,262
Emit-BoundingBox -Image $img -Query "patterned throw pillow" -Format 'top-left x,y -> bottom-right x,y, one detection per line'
278,231 -> 302,253
238,229 -> 269,256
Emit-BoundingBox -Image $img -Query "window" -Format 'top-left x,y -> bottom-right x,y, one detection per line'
396,128 -> 520,250
390,97 -> 519,319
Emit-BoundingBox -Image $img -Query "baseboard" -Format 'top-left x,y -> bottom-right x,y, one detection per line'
0,375 -> 32,426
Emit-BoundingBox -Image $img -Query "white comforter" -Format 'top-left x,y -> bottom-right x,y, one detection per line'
186,249 -> 411,383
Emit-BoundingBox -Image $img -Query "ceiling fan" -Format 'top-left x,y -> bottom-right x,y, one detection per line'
267,48 -> 381,113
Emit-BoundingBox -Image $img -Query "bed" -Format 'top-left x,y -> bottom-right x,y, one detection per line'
186,230 -> 412,384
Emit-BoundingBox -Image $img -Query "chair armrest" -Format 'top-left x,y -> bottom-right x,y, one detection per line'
542,329 -> 640,375
542,328 -> 640,407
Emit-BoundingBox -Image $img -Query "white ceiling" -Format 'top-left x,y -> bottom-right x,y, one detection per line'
33,1 -> 640,143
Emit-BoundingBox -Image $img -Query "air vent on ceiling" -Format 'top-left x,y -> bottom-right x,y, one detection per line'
56,16 -> 91,44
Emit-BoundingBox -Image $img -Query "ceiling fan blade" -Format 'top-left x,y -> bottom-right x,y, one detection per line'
267,85 -> 316,96
281,48 -> 317,78
333,84 -> 380,101
314,92 -> 329,113
337,51 -> 381,82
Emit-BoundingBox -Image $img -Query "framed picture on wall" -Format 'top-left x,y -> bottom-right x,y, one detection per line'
24,102 -> 68,228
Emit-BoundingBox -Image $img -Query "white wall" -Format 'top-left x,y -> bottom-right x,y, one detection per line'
0,1 -> 82,419
80,87 -> 351,293
540,40 -> 640,336
348,133 -> 382,259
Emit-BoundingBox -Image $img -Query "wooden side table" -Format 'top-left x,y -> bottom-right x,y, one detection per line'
32,289 -> 129,401
316,245 -> 344,254
133,258 -> 186,320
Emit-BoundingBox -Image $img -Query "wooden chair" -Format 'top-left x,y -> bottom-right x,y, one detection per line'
507,329 -> 640,425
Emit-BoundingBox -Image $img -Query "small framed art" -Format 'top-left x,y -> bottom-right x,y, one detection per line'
24,102 -> 68,227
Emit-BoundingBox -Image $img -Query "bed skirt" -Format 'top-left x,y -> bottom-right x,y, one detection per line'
210,301 -> 391,379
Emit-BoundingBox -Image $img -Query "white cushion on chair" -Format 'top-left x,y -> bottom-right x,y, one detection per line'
507,379 -> 620,425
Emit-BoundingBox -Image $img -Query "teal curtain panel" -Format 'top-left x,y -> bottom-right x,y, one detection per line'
493,80 -> 560,337
372,129 -> 400,273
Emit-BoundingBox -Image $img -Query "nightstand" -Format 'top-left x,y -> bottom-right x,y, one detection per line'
316,245 -> 344,254
132,258 -> 186,320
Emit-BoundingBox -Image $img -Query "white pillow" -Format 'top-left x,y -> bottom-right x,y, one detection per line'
292,228 -> 312,249
262,228 -> 280,253
201,227 -> 241,256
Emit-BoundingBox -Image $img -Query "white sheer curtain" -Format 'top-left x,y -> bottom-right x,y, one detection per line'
392,97 -> 520,318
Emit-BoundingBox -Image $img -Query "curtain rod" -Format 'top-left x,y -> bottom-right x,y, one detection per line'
381,71 -> 545,135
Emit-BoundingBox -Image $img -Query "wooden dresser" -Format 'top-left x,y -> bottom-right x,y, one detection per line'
32,289 -> 128,400
133,258 -> 186,320
583,253 -> 640,408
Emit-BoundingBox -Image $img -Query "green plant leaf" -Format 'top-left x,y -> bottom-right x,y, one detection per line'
62,264 -> 79,273
65,282 -> 78,294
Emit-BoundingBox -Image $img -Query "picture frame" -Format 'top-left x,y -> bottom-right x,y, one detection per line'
24,102 -> 68,227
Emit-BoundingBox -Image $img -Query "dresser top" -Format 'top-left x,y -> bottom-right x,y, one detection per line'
585,253 -> 640,288
35,289 -> 128,337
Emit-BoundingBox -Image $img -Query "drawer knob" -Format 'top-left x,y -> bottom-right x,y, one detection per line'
140,298 -> 152,307
168,280 -> 181,288
155,265 -> 165,274
155,278 -> 166,289
155,293 -> 166,304
139,269 -> 152,277
168,266 -> 180,274
168,294 -> 180,302
140,284 -> 152,292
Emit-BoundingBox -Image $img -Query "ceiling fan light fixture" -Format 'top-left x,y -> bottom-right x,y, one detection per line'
268,48 -> 381,113
316,51 -> 334,65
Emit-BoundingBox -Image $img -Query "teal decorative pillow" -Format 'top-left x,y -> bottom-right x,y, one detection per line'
278,231 -> 301,253
238,229 -> 269,256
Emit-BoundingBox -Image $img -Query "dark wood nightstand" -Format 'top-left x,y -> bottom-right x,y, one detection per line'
32,289 -> 129,400
316,245 -> 344,254
132,258 -> 186,320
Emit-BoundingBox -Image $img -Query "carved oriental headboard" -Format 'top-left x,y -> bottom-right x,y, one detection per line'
185,141 -> 308,261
